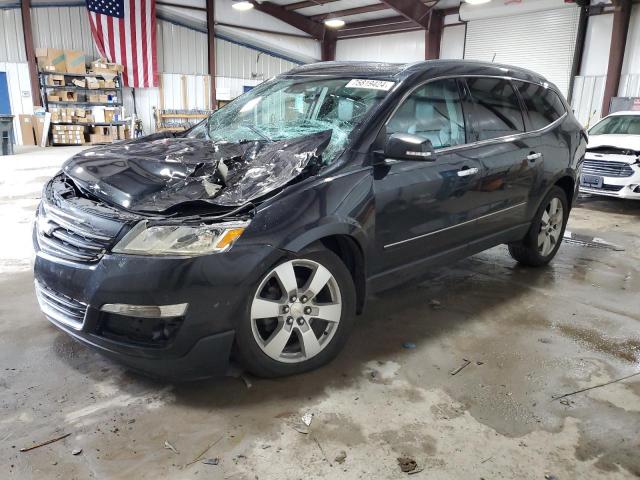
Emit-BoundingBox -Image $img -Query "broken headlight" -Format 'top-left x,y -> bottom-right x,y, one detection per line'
112,220 -> 249,256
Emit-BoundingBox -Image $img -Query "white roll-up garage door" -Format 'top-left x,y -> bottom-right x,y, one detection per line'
464,7 -> 580,96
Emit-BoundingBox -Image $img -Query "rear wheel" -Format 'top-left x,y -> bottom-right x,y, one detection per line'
508,186 -> 568,267
235,248 -> 356,377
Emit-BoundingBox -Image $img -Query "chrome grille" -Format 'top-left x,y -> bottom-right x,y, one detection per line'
583,159 -> 635,178
35,281 -> 87,329
36,202 -> 116,263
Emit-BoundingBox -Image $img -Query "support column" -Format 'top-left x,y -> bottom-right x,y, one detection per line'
321,30 -> 337,61
21,0 -> 41,107
601,0 -> 631,116
425,10 -> 443,60
206,0 -> 217,109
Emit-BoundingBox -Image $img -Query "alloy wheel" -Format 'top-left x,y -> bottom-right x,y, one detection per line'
250,259 -> 342,363
538,197 -> 564,256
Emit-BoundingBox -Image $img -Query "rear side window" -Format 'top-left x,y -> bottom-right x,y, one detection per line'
464,77 -> 525,141
514,81 -> 566,130
386,79 -> 465,149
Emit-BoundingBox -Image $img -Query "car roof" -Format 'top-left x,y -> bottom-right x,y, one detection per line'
286,60 -> 550,86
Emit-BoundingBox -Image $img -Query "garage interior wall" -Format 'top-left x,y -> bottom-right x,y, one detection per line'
572,4 -> 640,126
0,4 -> 301,139
463,6 -> 580,97
0,7 -> 31,144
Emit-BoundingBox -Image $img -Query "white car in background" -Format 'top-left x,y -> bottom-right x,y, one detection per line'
580,111 -> 640,199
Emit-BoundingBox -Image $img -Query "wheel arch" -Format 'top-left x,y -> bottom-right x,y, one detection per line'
554,174 -> 576,209
284,224 -> 367,316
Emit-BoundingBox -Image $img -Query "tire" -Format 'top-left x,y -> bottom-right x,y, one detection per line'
235,247 -> 356,378
508,186 -> 569,267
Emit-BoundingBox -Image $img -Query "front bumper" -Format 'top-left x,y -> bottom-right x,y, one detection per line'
579,156 -> 640,199
33,231 -> 284,380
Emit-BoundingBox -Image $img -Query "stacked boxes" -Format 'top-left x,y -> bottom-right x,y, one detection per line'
36,48 -> 65,72
50,107 -> 95,124
89,126 -> 117,144
51,125 -> 85,145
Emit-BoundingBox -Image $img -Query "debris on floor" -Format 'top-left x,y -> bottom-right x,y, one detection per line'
334,450 -> 347,464
450,359 -> 471,376
164,440 -> 179,454
202,458 -> 219,465
184,436 -> 223,467
19,433 -> 71,452
429,299 -> 442,309
397,456 -> 418,473
71,448 -> 82,456
403,342 -> 417,349
552,371 -> 640,401
301,412 -> 314,427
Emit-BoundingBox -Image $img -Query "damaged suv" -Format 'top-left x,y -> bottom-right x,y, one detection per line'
34,61 -> 585,379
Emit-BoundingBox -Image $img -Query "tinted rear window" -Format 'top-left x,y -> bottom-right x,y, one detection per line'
465,77 -> 525,141
514,82 -> 566,130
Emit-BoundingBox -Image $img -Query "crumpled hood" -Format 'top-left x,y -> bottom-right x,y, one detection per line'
588,134 -> 640,152
62,130 -> 332,213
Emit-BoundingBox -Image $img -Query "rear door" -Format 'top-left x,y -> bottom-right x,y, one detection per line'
457,76 -> 538,236
512,80 -> 571,202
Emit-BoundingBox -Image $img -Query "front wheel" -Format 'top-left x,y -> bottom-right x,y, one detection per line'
508,186 -> 569,267
235,248 -> 356,377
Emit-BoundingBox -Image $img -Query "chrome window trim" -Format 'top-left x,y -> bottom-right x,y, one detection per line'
383,74 -> 567,155
384,202 -> 527,249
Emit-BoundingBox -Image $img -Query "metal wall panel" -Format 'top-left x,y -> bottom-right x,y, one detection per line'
570,75 -> 606,127
336,31 -> 425,63
0,9 -> 26,63
31,6 -> 99,58
158,20 -> 297,78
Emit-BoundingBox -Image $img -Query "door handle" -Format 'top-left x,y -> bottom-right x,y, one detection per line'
527,152 -> 542,162
457,167 -> 479,177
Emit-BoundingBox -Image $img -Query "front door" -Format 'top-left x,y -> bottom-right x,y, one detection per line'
372,79 -> 485,280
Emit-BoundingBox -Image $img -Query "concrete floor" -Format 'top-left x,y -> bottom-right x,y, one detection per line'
1,146 -> 640,479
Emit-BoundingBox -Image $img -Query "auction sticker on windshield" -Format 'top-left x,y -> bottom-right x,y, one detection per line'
345,79 -> 395,91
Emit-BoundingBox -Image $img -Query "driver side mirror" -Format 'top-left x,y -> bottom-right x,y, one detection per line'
384,133 -> 437,161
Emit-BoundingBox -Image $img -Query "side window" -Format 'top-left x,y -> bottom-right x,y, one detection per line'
514,81 -> 566,130
386,79 -> 465,149
465,77 -> 525,141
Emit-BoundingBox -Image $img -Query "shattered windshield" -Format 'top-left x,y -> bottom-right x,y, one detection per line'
188,77 -> 393,164
589,115 -> 640,136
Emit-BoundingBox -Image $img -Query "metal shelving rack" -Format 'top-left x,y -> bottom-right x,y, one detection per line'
39,71 -> 127,144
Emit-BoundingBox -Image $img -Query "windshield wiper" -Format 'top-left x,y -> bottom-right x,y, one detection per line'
244,124 -> 271,142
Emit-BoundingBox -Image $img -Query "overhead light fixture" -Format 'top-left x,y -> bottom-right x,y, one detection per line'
232,1 -> 254,11
324,18 -> 345,28
465,0 -> 491,4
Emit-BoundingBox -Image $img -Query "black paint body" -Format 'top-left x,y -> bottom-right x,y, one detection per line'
33,61 -> 585,379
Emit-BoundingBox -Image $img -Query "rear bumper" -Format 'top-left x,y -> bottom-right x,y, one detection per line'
33,228 -> 284,380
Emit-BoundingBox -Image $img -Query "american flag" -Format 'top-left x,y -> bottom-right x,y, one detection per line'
86,0 -> 158,88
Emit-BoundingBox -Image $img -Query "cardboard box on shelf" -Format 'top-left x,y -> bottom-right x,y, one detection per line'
90,58 -> 123,75
104,108 -> 118,123
64,50 -> 87,74
18,115 -> 36,145
86,77 -> 99,89
47,92 -> 62,102
89,94 -> 108,103
103,79 -> 116,89
71,78 -> 86,88
36,48 -> 65,72
61,91 -> 78,102
46,74 -> 65,87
